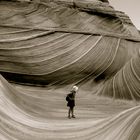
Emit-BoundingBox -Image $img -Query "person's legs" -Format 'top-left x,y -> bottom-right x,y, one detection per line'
68,106 -> 75,119
68,107 -> 71,118
71,107 -> 75,118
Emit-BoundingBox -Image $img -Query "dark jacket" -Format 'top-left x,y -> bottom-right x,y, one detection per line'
66,90 -> 76,107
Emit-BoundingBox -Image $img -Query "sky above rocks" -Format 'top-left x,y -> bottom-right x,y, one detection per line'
109,0 -> 140,30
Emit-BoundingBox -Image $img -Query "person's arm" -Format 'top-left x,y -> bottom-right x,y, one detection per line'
69,97 -> 74,100
68,94 -> 75,100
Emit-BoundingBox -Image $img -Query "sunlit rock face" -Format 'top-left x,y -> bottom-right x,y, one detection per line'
0,0 -> 140,100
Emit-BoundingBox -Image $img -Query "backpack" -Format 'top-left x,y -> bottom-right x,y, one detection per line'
66,94 -> 70,102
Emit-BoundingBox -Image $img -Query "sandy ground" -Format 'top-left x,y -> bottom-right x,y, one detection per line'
14,83 -> 137,120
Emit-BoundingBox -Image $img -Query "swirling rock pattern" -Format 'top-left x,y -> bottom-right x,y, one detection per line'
0,0 -> 140,88
0,75 -> 140,140
98,51 -> 140,100
0,0 -> 140,140
0,0 -> 140,101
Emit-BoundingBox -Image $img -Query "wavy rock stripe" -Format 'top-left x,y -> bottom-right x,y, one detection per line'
0,30 -> 54,43
99,51 -> 140,100
0,75 -> 140,140
0,27 -> 33,35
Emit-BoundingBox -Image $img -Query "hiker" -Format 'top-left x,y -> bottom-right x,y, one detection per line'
66,85 -> 78,119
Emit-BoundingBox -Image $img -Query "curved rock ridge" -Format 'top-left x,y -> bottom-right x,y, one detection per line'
98,50 -> 140,100
0,75 -> 140,140
0,0 -> 139,37
0,28 -> 140,86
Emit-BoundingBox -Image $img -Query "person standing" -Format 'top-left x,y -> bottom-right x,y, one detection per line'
66,85 -> 78,119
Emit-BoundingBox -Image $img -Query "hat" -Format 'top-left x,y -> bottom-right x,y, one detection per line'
72,85 -> 78,91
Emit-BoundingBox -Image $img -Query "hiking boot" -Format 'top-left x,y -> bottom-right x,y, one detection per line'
72,115 -> 76,118
68,116 -> 71,119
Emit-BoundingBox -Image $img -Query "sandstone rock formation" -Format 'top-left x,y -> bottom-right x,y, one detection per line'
0,0 -> 140,100
0,0 -> 140,140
